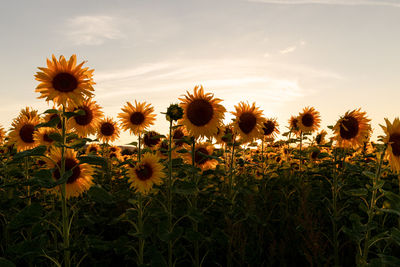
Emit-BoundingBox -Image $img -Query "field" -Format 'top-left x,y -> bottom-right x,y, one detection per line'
1,55 -> 400,267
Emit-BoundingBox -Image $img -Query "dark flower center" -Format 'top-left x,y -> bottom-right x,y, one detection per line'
89,147 -> 98,153
143,131 -> 161,148
291,118 -> 298,129
173,129 -> 185,147
100,122 -> 115,136
339,116 -> 359,140
54,158 -> 81,184
195,147 -> 209,165
262,121 -> 275,136
160,140 -> 168,155
110,147 -> 117,152
74,106 -> 93,126
389,132 -> 400,156
130,112 -> 145,125
186,99 -> 214,126
52,72 -> 78,92
43,133 -> 53,143
301,113 -> 314,127
135,163 -> 153,181
239,112 -> 257,134
19,124 -> 35,143
311,150 -> 320,160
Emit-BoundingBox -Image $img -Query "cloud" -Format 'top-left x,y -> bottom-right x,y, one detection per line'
65,15 -> 124,45
279,40 -> 306,54
248,0 -> 400,7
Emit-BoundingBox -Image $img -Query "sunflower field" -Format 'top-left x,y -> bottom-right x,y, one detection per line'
1,54 -> 400,267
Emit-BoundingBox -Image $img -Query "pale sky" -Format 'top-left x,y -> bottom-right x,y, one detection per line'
1,0 -> 399,145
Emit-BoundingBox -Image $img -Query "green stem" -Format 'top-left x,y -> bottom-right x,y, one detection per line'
25,157 -> 31,205
261,139 -> 264,177
332,148 -> 339,267
167,120 -> 173,267
138,133 -> 142,162
299,131 -> 303,172
138,193 -> 145,265
191,139 -> 200,267
361,145 -> 387,266
229,139 -> 236,199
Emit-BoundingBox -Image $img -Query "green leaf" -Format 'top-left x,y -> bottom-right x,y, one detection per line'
35,116 -> 60,129
172,182 -> 197,195
48,132 -> 63,143
390,228 -> 400,246
11,146 -> 47,161
8,203 -> 44,230
362,171 -> 375,180
32,169 -> 58,188
381,191 -> 400,216
344,188 -> 368,197
0,258 -> 16,267
78,155 -> 107,166
378,254 -> 400,266
88,186 -> 114,204
43,109 -> 59,114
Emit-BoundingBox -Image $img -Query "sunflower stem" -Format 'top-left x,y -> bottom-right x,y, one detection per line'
299,131 -> 303,172
60,106 -> 70,267
361,145 -> 387,266
190,138 -> 200,267
261,139 -> 264,177
24,157 -> 31,206
167,119 -> 173,267
138,133 -> 142,162
332,147 -> 340,267
138,193 -> 145,265
228,138 -> 236,199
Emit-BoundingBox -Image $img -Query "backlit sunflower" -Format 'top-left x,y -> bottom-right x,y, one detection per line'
0,126 -> 6,144
315,130 -> 328,145
143,131 -> 162,149
9,115 -> 41,151
128,152 -> 165,194
380,118 -> 400,172
118,101 -> 156,135
288,115 -> 301,136
45,148 -> 94,199
186,143 -> 219,171
232,102 -> 265,143
179,85 -> 226,139
172,126 -> 189,148
298,107 -> 321,133
156,139 -> 169,159
35,54 -> 95,107
44,109 -> 63,129
215,124 -> 234,145
67,98 -> 103,137
18,107 -> 39,120
333,109 -> 371,149
33,127 -> 58,148
262,118 -> 280,140
97,117 -> 120,143
86,143 -> 101,155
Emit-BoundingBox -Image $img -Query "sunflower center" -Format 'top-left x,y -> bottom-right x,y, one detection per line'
43,133 -> 53,143
74,106 -> 93,126
110,147 -> 117,152
339,116 -> 359,140
19,124 -> 35,143
262,121 -> 275,136
54,158 -> 81,184
144,131 -> 161,148
301,113 -> 314,128
173,129 -> 185,147
389,133 -> 400,156
100,122 -> 115,136
130,112 -> 145,125
239,112 -> 257,134
135,163 -> 153,181
186,99 -> 214,126
52,72 -> 78,93
195,147 -> 209,165
89,147 -> 98,153
291,118 -> 298,129
311,150 -> 320,160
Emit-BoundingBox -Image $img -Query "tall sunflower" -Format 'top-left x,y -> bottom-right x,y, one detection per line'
118,101 -> 156,135
33,127 -> 58,148
86,143 -> 101,155
9,115 -> 41,151
97,117 -> 120,143
380,118 -> 400,172
232,102 -> 265,143
179,85 -> 226,139
262,118 -> 280,139
18,107 -> 39,120
288,115 -> 301,136
186,142 -> 219,171
298,107 -> 321,133
333,109 -> 371,149
67,98 -> 103,137
315,130 -> 328,145
143,131 -> 162,149
35,54 -> 95,107
215,124 -> 234,145
172,126 -> 189,148
45,148 -> 94,198
128,152 -> 165,194
44,109 -> 63,129
0,126 -> 6,144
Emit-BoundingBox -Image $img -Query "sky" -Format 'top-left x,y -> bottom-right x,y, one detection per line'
1,0 -> 399,145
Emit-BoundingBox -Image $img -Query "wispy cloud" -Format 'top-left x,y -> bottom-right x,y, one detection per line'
279,40 -> 306,54
65,15 -> 124,45
248,0 -> 400,7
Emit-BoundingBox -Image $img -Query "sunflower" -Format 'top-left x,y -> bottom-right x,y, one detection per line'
128,152 -> 165,194
179,85 -> 226,139
97,117 -> 120,143
33,127 -> 58,148
333,109 -> 371,149
86,143 -> 101,155
107,145 -> 122,161
156,139 -> 169,159
298,107 -> 321,133
231,102 -> 265,143
67,98 -> 103,137
262,118 -> 280,139
288,115 -> 301,136
380,118 -> 400,172
9,115 -> 41,151
172,126 -> 189,148
0,126 -> 6,144
315,130 -> 328,145
118,101 -> 156,135
186,143 -> 219,171
215,124 -> 234,145
44,110 -> 63,129
18,107 -> 39,120
35,54 -> 95,107
143,131 -> 162,149
45,148 -> 94,198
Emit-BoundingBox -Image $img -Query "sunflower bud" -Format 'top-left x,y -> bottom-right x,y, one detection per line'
166,104 -> 183,122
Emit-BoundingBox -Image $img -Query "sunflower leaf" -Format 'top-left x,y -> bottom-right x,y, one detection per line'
48,132 -> 63,143
78,155 -> 107,166
11,146 -> 47,161
35,116 -> 60,129
43,109 -> 59,114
